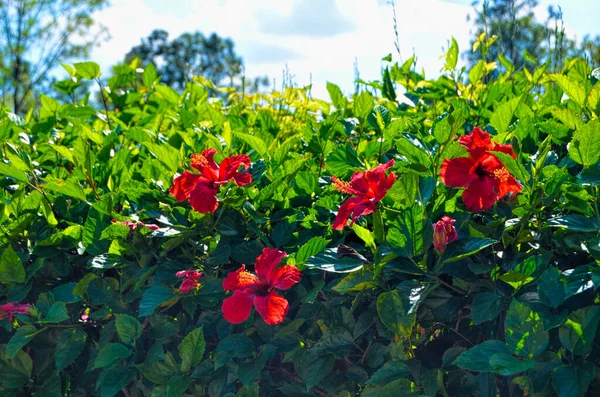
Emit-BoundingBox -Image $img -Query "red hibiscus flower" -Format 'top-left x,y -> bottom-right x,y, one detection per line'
176,270 -> 203,294
222,248 -> 301,325
0,302 -> 33,322
170,148 -> 252,214
440,128 -> 522,212
331,160 -> 396,230
433,216 -> 458,252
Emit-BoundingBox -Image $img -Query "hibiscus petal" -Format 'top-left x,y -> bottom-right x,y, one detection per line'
254,248 -> 286,282
222,265 -> 261,291
440,157 -> 478,188
491,143 -> 517,159
179,278 -> 199,294
232,172 -> 252,186
459,127 -> 492,152
269,265 -> 302,290
222,290 -> 254,324
169,172 -> 202,202
349,198 -> 377,225
496,175 -> 522,198
187,183 -> 219,214
219,154 -> 251,181
332,196 -> 360,230
462,177 -> 498,211
253,290 -> 289,325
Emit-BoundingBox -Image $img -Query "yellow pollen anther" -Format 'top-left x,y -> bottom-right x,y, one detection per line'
493,167 -> 510,182
191,153 -> 209,168
332,178 -> 354,194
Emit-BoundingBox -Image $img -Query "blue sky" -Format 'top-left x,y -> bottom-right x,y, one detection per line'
91,0 -> 599,99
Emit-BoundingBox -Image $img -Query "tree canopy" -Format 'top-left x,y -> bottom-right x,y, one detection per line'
125,29 -> 247,91
0,0 -> 108,114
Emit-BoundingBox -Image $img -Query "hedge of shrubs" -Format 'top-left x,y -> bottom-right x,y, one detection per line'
0,41 -> 599,396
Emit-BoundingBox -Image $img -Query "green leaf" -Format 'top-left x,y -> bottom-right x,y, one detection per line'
73,273 -> 98,299
44,179 -> 87,202
238,345 -> 277,386
469,60 -> 485,84
568,119 -> 600,167
352,223 -> 375,251
471,293 -> 503,325
367,361 -> 410,385
0,245 -> 26,285
0,347 -> 33,388
100,366 -> 137,397
386,172 -> 418,207
558,305 -> 600,355
6,325 -> 38,359
547,214 -> 600,231
115,314 -> 142,345
40,302 -> 69,323
74,61 -> 101,79
550,74 -> 587,108
234,132 -> 267,158
55,329 -> 87,371
83,201 -> 112,256
442,237 -> 496,263
538,267 -> 565,308
504,300 -> 548,357
488,353 -> 535,375
179,326 -> 205,373
296,352 -> 335,391
92,343 -> 132,370
354,91 -> 374,120
332,270 -> 377,294
454,340 -> 510,372
40,94 -> 60,112
326,82 -> 346,109
444,37 -> 459,71
142,142 -> 181,172
500,271 -> 534,290
214,335 -> 255,369
37,371 -> 61,397
490,96 -> 522,135
142,63 -> 158,87
377,290 -> 415,339
552,363 -> 595,397
434,117 -> 452,143
0,163 -> 28,182
304,247 -> 364,273
100,223 -> 131,240
139,286 -> 176,317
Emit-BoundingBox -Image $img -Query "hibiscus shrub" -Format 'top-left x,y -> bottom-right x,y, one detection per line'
0,44 -> 600,397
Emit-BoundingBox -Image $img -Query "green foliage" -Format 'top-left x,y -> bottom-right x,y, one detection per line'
0,44 -> 599,397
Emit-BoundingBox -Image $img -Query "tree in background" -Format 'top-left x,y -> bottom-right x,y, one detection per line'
581,34 -> 600,66
125,29 -> 263,93
467,0 -> 599,70
467,0 -> 548,68
0,0 -> 108,114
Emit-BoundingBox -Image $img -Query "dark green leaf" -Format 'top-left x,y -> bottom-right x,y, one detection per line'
115,314 -> 142,345
504,299 -> 548,357
0,245 -> 26,285
471,293 -> 503,325
377,290 -> 415,339
55,329 -> 87,371
92,343 -> 132,370
179,326 -> 205,373
454,340 -> 510,372
558,305 -> 600,355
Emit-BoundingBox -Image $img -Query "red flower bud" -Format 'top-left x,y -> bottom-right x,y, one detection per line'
433,216 -> 458,252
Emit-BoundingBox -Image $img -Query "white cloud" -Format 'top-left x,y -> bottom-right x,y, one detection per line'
90,0 -> 473,99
